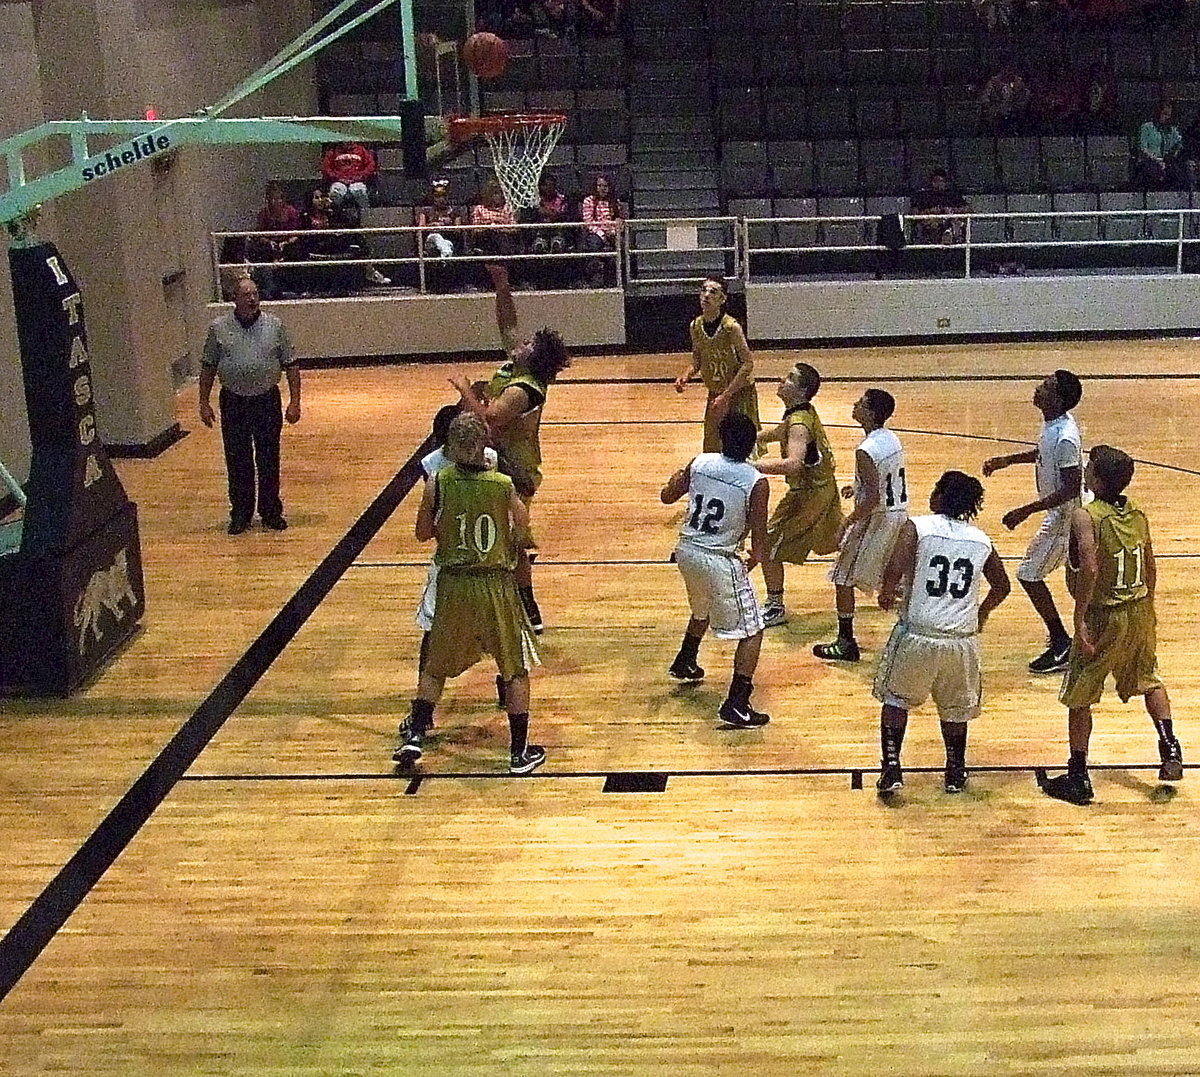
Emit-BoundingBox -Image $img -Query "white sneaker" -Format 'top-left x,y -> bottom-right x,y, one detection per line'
366,267 -> 391,285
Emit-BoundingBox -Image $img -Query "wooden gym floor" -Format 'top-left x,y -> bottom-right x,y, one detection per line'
3,339 -> 1200,1075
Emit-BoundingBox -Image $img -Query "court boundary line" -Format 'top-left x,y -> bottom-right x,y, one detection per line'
0,435 -> 435,1006
556,372 -> 1200,385
175,763 -> 1191,783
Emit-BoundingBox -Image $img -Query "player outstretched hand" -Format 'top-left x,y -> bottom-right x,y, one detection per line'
1074,627 -> 1094,659
982,456 -> 1005,477
199,400 -> 216,428
840,483 -> 854,499
1001,506 -> 1032,530
673,372 -> 689,393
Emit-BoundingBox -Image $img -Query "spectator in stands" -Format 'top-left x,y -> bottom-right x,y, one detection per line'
329,190 -> 390,286
419,177 -> 462,259
579,0 -> 621,33
470,178 -> 522,265
1077,63 -> 1115,135
251,181 -> 301,298
580,173 -> 622,283
529,173 -> 571,255
980,60 -> 1031,134
1137,101 -> 1186,189
910,169 -> 969,245
321,142 -> 378,213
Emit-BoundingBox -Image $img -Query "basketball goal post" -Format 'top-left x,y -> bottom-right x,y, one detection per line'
0,0 -> 433,693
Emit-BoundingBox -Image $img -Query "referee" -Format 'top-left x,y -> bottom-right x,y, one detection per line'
199,278 -> 301,534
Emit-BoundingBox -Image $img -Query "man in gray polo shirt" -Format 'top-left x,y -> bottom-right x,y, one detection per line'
199,278 -> 301,534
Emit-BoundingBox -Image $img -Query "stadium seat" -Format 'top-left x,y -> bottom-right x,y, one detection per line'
1007,193 -> 1052,245
906,137 -> 952,190
809,90 -> 855,138
1099,191 -> 1146,241
764,86 -> 809,139
856,95 -> 898,137
814,140 -> 861,195
951,137 -> 1000,193
859,139 -> 906,195
966,193 -> 1006,245
769,140 -> 815,196
1145,190 -> 1190,242
727,198 -> 775,249
842,2 -> 887,46
818,196 -> 868,246
719,86 -> 766,139
773,197 -> 820,248
1053,192 -> 1100,243
997,137 -> 1040,194
1042,137 -> 1087,193
1087,136 -> 1132,191
897,89 -> 943,137
847,50 -> 891,85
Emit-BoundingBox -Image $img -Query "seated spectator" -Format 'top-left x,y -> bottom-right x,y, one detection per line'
578,0 -> 620,33
296,186 -> 363,294
981,60 -> 1031,134
529,173 -> 571,255
419,177 -> 463,258
910,169 -> 969,245
1077,63 -> 1115,135
580,173 -> 622,283
321,142 -> 378,213
219,235 -> 255,300
329,189 -> 390,286
470,178 -> 521,259
251,181 -> 301,297
1137,101 -> 1186,189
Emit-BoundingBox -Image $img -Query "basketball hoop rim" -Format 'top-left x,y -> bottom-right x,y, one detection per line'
446,112 -> 568,145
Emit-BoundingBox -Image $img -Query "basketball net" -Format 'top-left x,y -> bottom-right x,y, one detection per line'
484,118 -> 564,210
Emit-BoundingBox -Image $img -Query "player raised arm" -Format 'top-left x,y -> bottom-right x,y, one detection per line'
878,518 -> 917,612
756,419 -> 811,478
982,447 -> 1037,476
977,548 -> 1011,631
487,263 -> 518,351
661,461 -> 693,504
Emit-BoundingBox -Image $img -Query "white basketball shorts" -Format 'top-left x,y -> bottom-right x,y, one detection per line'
829,511 -> 906,592
416,562 -> 438,632
674,543 -> 764,640
873,622 -> 982,722
1016,509 -> 1070,583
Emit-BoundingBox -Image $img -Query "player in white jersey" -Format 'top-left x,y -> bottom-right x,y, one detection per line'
983,369 -> 1084,674
873,470 -> 1011,795
813,389 -> 908,663
661,412 -> 771,728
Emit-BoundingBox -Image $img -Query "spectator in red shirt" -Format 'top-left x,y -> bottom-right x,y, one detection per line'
470,178 -> 521,258
530,173 -> 571,255
580,173 -> 622,283
321,142 -> 377,213
251,181 -> 301,298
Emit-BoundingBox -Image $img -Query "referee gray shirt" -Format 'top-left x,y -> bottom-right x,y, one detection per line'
202,311 -> 295,398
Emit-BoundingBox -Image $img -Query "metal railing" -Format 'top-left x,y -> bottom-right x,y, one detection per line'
211,207 -> 1200,299
210,219 -> 623,299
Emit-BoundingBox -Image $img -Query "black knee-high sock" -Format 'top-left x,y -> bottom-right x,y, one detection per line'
727,672 -> 753,710
410,697 -> 434,733
1153,717 -> 1177,744
1068,749 -> 1088,775
881,720 -> 906,767
418,632 -> 430,674
940,721 -> 967,771
838,615 -> 855,642
508,712 -> 529,756
676,630 -> 702,665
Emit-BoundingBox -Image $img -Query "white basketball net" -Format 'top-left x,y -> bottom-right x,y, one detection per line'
484,119 -> 565,210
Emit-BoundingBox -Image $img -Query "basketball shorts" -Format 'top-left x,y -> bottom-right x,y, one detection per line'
416,562 -> 438,632
1016,509 -> 1071,582
702,385 -> 761,454
829,510 -> 907,593
424,570 -> 540,681
1059,598 -> 1163,707
674,543 -> 764,640
766,484 -> 843,564
873,622 -> 982,723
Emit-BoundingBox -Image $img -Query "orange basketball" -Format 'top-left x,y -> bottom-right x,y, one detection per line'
462,32 -> 508,79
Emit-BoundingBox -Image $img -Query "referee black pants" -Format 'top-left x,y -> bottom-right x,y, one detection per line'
219,385 -> 284,524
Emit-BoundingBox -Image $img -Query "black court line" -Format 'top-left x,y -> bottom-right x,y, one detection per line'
350,551 -> 1200,569
177,762 -> 1192,783
0,435 -> 435,1006
558,372 -> 1200,386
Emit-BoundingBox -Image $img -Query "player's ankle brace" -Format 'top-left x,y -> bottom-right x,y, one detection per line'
881,722 -> 906,767
838,615 -> 855,641
1153,718 -> 1176,743
410,698 -> 435,733
1068,749 -> 1088,775
677,632 -> 702,664
727,673 -> 752,710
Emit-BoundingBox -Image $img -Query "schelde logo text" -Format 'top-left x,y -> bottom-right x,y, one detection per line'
81,133 -> 171,182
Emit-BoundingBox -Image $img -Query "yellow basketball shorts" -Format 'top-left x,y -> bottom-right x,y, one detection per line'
1059,598 -> 1163,707
424,570 -> 540,682
766,484 -> 843,564
702,386 -> 761,453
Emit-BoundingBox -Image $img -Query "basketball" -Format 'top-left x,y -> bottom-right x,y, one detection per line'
462,32 -> 508,79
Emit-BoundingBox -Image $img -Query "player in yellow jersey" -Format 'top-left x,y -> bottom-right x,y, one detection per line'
674,276 -> 761,453
452,264 -> 570,635
754,362 -> 843,627
1041,445 -> 1184,805
394,413 -> 545,775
